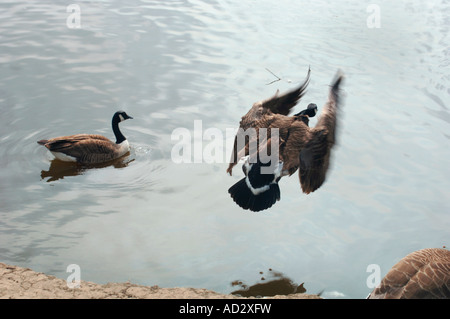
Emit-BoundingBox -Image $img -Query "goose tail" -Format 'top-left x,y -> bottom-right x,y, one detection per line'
228,177 -> 280,212
37,140 -> 49,145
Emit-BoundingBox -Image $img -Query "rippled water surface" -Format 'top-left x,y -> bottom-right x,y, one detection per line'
0,0 -> 449,298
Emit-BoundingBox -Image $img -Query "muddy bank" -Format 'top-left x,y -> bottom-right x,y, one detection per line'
0,263 -> 320,299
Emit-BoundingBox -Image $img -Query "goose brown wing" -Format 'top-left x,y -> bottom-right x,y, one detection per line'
73,138 -> 121,163
260,67 -> 311,116
44,134 -> 118,163
298,128 -> 331,194
298,71 -> 344,194
44,134 -> 110,152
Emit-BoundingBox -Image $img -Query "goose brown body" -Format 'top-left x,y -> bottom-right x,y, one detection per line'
227,69 -> 344,211
38,111 -> 132,165
38,134 -> 129,164
368,248 -> 450,299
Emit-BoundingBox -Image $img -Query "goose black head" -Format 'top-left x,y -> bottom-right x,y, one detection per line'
294,103 -> 318,117
114,110 -> 133,123
111,111 -> 133,144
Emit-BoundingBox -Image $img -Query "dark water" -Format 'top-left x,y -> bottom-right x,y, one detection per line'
0,0 -> 449,298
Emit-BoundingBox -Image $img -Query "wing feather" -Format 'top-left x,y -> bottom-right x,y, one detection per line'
298,71 -> 344,193
44,134 -> 120,163
261,67 -> 311,116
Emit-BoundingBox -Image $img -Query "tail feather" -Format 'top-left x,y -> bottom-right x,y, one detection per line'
37,140 -> 49,145
228,178 -> 280,212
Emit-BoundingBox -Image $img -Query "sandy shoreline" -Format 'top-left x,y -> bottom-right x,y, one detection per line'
0,262 -> 320,299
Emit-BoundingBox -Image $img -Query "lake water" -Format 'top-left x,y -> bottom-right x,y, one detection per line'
0,0 -> 449,299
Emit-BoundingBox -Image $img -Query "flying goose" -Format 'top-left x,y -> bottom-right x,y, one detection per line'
227,69 -> 344,212
368,248 -> 450,299
37,111 -> 133,165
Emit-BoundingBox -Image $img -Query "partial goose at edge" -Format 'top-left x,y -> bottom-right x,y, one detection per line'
368,248 -> 450,299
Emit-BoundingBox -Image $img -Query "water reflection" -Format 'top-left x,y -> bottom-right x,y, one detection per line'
40,154 -> 134,182
230,269 -> 309,297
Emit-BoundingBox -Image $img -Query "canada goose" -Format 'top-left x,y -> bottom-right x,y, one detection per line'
37,111 -> 133,165
368,248 -> 450,299
227,69 -> 344,212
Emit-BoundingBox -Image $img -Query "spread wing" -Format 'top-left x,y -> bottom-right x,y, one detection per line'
298,71 -> 344,194
260,67 -> 311,116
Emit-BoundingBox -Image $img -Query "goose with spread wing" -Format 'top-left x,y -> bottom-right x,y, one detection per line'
368,248 -> 450,299
227,69 -> 344,212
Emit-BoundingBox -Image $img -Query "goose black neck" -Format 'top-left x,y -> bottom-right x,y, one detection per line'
112,117 -> 126,144
294,108 -> 315,117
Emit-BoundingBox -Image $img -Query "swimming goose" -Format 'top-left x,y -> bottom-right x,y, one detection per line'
38,111 -> 133,164
368,248 -> 450,299
227,69 -> 344,212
